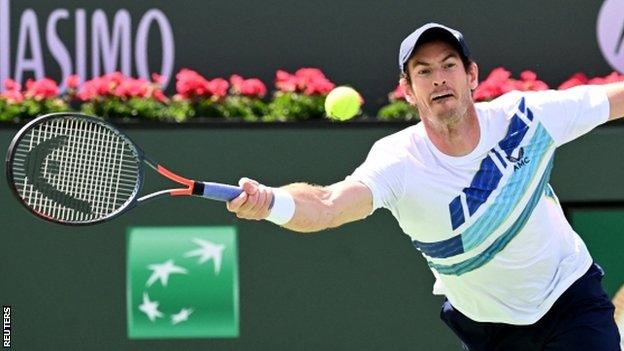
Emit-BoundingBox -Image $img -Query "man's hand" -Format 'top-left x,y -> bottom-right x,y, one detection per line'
226,177 -> 273,220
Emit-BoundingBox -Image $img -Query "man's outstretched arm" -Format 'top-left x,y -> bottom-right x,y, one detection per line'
605,81 -> 624,121
226,178 -> 373,233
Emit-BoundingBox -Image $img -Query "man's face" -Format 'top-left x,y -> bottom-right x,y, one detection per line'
400,40 -> 478,125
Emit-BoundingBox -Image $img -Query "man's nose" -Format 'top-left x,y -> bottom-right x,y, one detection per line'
432,70 -> 447,86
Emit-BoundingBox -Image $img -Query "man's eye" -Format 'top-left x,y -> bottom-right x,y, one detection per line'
444,63 -> 456,69
418,69 -> 431,75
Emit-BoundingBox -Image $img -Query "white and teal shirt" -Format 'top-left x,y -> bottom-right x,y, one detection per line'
348,85 -> 610,324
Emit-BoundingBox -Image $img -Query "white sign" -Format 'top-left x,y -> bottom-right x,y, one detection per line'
0,0 -> 175,90
597,0 -> 624,73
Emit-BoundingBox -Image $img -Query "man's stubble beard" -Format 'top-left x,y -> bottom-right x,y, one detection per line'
428,93 -> 471,130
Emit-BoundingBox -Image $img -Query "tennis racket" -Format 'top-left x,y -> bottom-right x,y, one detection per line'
5,112 -> 243,225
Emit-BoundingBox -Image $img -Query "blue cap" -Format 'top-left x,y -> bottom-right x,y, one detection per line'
399,22 -> 471,73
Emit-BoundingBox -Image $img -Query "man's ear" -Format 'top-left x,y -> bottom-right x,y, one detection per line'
399,77 -> 416,105
468,62 -> 479,90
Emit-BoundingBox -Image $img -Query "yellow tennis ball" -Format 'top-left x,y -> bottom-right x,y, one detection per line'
324,86 -> 362,121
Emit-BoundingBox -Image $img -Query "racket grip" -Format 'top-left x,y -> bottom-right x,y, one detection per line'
199,182 -> 243,202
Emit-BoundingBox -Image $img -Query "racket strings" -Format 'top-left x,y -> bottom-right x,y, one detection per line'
11,117 -> 140,222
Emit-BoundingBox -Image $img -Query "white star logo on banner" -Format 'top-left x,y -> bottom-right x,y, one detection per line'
139,292 -> 164,322
146,259 -> 188,287
184,238 -> 226,274
135,237 -> 231,327
171,308 -> 194,325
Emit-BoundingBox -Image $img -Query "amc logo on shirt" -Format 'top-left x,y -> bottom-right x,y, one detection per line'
506,147 -> 531,171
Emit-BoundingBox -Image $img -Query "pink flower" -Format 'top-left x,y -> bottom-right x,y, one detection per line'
75,72 -> 167,102
588,71 -> 624,85
390,84 -> 406,101
24,78 -> 59,100
92,77 -> 112,95
240,78 -> 267,97
473,67 -> 513,101
151,73 -> 163,85
0,89 -> 23,103
4,79 -> 21,92
296,68 -> 334,94
77,74 -> 117,100
295,68 -> 326,89
77,78 -> 107,101
207,78 -> 229,98
275,70 -> 298,92
65,75 -> 80,90
473,67 -> 548,101
1,79 -> 24,103
103,71 -> 125,86
517,70 -> 549,92
488,67 -> 512,83
113,78 -> 150,99
230,75 -> 267,98
588,77 -> 606,85
275,70 -> 292,81
558,73 -> 588,90
274,68 -> 335,95
295,68 -> 325,78
605,71 -> 624,83
519,70 -> 536,81
77,82 -> 97,101
24,79 -> 34,91
76,72 -> 129,100
153,89 -> 167,103
230,74 -> 244,88
304,77 -> 335,95
175,69 -> 210,98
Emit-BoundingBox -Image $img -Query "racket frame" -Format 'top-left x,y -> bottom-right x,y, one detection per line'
5,112 -> 146,225
6,112 -> 242,226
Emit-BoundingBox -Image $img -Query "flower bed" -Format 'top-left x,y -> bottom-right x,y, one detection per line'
378,68 -> 624,121
0,67 -> 622,123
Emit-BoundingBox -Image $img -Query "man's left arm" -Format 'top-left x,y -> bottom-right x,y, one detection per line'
605,82 -> 624,121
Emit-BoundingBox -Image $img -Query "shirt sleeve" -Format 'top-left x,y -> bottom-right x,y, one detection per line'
345,141 -> 407,212
528,85 -> 610,147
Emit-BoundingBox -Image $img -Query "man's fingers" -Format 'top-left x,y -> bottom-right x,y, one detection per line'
247,186 -> 268,215
226,191 -> 248,212
243,181 -> 258,195
239,177 -> 259,187
229,177 -> 270,220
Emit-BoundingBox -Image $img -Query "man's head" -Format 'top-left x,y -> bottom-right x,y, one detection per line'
399,23 -> 471,75
398,23 -> 478,127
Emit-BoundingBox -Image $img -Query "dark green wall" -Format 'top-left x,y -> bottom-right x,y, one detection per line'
1,123 -> 623,350
569,209 -> 624,297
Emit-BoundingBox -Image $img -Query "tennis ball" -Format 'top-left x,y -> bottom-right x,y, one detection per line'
324,86 -> 362,121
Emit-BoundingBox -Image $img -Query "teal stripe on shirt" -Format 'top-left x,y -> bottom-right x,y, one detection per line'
460,124 -> 554,252
428,157 -> 554,276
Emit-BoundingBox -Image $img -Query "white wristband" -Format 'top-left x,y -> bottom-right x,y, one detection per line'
265,187 -> 295,225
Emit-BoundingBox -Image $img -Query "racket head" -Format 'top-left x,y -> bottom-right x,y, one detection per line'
6,112 -> 144,225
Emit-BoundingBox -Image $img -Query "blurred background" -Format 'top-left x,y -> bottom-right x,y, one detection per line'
1,0 -> 623,350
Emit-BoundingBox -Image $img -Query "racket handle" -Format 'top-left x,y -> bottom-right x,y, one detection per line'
198,182 -> 243,202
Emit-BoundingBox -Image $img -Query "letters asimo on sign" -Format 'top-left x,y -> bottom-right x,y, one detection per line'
0,0 -> 175,90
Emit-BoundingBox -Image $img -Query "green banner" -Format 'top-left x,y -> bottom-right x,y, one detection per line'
126,226 -> 239,339
570,208 -> 624,297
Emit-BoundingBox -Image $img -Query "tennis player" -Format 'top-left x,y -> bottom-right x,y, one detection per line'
227,23 -> 624,350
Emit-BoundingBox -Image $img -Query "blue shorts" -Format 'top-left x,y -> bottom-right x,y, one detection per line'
440,263 -> 621,351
